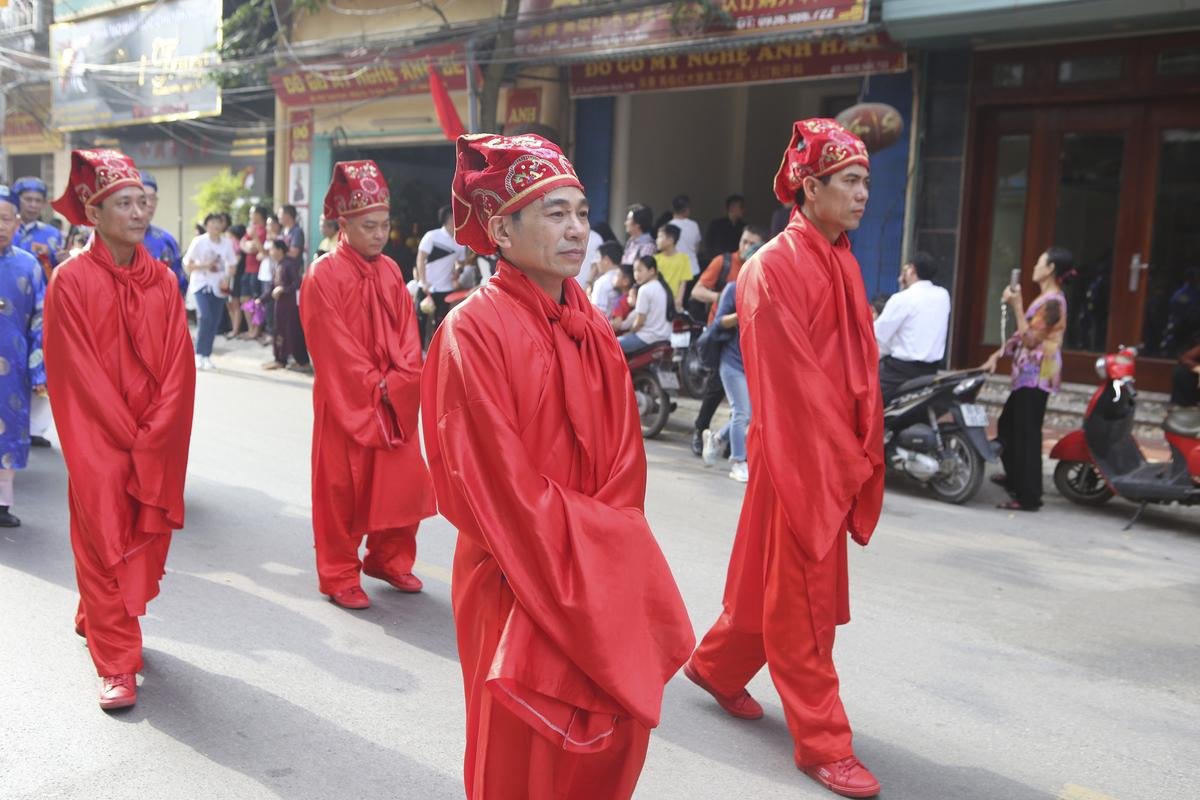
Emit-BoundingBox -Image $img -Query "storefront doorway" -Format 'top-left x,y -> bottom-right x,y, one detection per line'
331,143 -> 455,282
958,33 -> 1200,391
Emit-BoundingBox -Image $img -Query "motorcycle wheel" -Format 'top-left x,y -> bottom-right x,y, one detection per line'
633,372 -> 670,439
1053,460 -> 1114,505
680,343 -> 709,398
928,430 -> 984,504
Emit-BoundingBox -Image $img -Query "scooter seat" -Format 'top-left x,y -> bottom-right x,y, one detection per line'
1164,408 -> 1200,438
894,374 -> 939,395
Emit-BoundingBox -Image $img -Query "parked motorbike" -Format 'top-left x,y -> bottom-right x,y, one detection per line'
627,342 -> 679,438
670,309 -> 708,398
1050,346 -> 1200,527
883,369 -> 997,503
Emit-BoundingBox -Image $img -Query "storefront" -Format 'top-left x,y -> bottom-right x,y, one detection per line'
956,32 -> 1200,390
270,45 -> 547,256
2,86 -> 63,188
566,30 -> 912,296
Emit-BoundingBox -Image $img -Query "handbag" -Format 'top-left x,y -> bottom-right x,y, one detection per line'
695,321 -> 730,371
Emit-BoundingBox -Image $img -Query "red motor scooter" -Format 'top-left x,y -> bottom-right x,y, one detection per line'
1050,346 -> 1200,527
626,342 -> 678,439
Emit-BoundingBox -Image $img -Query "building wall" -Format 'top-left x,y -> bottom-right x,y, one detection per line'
909,49 -> 972,364
291,0 -> 500,44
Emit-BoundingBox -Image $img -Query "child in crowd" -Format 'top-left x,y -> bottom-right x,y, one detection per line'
262,239 -> 310,372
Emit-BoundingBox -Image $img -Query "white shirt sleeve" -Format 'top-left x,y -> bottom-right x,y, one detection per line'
873,292 -> 909,351
418,230 -> 435,256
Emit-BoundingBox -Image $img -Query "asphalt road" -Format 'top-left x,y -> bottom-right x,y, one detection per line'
1,363 -> 1196,800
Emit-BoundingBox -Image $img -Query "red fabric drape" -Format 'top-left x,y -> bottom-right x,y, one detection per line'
44,234 -> 195,601
423,262 -> 694,760
737,207 -> 884,562
299,241 -> 435,557
429,62 -> 467,140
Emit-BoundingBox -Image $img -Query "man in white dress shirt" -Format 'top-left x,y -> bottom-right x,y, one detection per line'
874,252 -> 951,401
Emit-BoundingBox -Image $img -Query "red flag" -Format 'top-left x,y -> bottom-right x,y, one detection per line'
429,61 -> 467,140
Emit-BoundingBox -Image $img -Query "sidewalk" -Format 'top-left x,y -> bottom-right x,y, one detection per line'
201,335 -> 1175,465
200,330 -> 315,388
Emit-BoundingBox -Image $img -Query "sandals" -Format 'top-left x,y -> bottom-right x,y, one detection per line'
996,499 -> 1037,512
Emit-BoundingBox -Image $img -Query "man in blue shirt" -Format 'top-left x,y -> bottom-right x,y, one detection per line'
139,172 -> 187,293
0,185 -> 47,525
13,177 -> 63,271
12,178 -> 57,447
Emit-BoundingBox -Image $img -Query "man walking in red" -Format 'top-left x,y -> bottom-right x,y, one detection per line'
684,119 -> 885,798
44,150 -> 196,710
300,160 -> 436,609
423,133 -> 694,799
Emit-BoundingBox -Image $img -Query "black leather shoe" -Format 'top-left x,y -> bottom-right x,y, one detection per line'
691,429 -> 704,457
30,435 -> 51,448
0,507 -> 21,527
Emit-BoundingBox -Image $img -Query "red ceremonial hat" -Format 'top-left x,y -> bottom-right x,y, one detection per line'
323,159 -> 390,221
450,133 -> 584,255
773,118 -> 869,205
51,148 -> 144,226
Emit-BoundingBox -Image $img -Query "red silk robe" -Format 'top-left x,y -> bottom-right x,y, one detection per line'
422,262 -> 694,799
43,236 -> 195,676
691,209 -> 884,766
300,241 -> 435,593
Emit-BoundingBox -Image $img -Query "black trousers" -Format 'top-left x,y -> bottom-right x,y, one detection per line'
879,356 -> 940,402
996,387 -> 1049,508
693,369 -> 726,432
417,289 -> 452,349
1171,363 -> 1200,406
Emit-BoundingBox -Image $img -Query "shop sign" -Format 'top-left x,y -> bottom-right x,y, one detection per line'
271,44 -> 468,108
53,0 -> 147,22
570,32 -> 906,97
286,108 -> 313,230
515,0 -> 867,59
49,0 -> 222,131
504,87 -> 543,127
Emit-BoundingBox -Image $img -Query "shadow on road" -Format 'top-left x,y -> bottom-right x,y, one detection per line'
130,650 -> 459,798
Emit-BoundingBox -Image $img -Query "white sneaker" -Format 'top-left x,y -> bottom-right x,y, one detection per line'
195,354 -> 204,369
729,461 -> 749,482
701,429 -> 719,467
201,357 -> 215,371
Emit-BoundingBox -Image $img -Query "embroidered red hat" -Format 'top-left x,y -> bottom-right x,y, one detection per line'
323,159 -> 390,221
773,118 -> 869,205
51,149 -> 144,225
450,133 -> 584,255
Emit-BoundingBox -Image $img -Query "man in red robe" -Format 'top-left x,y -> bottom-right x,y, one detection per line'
684,119 -> 885,798
44,149 -> 195,711
300,160 -> 436,609
422,133 -> 695,799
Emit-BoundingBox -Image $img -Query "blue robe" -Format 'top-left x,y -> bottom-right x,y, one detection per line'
15,220 -> 63,268
0,245 -> 46,470
144,225 -> 186,293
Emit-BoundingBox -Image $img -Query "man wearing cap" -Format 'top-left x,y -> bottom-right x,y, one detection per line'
13,177 -> 64,271
43,150 -> 195,711
299,160 -> 436,609
13,177 -> 61,448
0,185 -> 47,527
422,134 -> 694,799
683,119 -> 885,798
138,172 -> 187,294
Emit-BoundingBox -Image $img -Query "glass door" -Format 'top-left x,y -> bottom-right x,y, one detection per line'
1127,106 -> 1200,389
963,106 -> 1145,381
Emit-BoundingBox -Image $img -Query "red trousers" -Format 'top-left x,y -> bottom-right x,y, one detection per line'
469,686 -> 649,800
455,544 -> 650,800
313,520 -> 418,595
70,493 -> 171,677
691,495 -> 853,767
